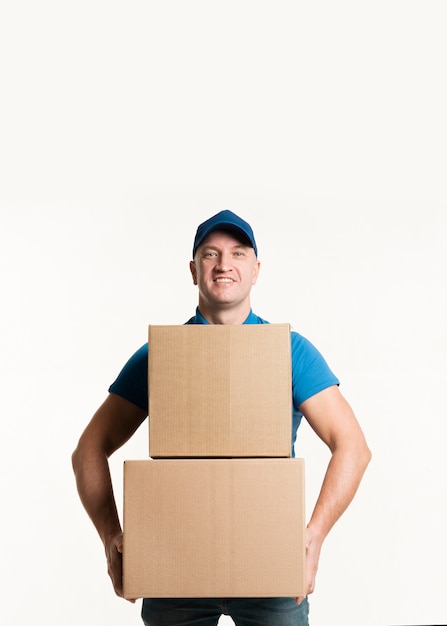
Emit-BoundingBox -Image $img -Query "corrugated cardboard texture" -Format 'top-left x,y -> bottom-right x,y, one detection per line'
123,458 -> 305,599
148,324 -> 292,457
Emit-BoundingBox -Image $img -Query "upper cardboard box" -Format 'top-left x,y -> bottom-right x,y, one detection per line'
148,323 -> 292,458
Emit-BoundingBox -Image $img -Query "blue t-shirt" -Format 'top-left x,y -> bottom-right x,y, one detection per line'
108,308 -> 339,454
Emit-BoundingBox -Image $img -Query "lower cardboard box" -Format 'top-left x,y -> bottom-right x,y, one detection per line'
123,458 -> 305,599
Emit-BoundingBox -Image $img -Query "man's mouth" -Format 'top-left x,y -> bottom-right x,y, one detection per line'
215,278 -> 234,283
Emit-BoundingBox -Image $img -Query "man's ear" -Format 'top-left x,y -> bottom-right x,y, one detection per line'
252,259 -> 261,285
190,260 -> 198,285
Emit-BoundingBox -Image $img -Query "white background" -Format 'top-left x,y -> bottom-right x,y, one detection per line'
1,2 -> 446,625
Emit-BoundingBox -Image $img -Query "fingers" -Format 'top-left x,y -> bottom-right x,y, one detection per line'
106,533 -> 125,598
294,528 -> 322,605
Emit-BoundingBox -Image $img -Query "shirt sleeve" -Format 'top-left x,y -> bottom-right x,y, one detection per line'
290,331 -> 340,408
108,343 -> 149,413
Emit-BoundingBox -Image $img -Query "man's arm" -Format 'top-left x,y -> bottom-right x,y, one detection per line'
296,385 -> 372,604
72,393 -> 147,599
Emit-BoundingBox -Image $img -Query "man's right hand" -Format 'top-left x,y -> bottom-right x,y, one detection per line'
105,532 -> 135,603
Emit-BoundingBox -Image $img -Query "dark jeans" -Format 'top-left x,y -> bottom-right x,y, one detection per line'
142,597 -> 309,626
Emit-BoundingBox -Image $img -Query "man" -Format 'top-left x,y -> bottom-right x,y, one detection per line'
72,210 -> 371,626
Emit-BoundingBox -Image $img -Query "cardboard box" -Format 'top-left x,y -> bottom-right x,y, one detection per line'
148,324 -> 292,458
123,458 -> 305,599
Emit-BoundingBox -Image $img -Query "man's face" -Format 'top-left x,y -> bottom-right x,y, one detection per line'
190,230 -> 260,310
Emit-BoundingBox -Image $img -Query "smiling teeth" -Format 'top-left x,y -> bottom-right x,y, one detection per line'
216,278 -> 233,282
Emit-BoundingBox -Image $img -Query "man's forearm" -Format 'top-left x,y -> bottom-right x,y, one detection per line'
295,442 -> 371,602
307,442 -> 371,540
72,445 -> 122,545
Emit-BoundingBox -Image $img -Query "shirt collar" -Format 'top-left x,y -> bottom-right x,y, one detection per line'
188,307 -> 258,325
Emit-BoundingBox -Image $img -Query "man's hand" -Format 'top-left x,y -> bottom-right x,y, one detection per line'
105,532 -> 135,603
295,526 -> 322,605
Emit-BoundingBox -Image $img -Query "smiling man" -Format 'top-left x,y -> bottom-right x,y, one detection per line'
72,210 -> 371,626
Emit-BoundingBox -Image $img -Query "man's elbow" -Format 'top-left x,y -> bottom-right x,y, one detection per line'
71,442 -> 83,476
71,435 -> 92,476
360,440 -> 372,472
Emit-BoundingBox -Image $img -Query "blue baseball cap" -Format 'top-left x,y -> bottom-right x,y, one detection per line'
192,210 -> 258,258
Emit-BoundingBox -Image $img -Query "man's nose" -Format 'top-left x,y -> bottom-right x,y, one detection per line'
216,252 -> 232,271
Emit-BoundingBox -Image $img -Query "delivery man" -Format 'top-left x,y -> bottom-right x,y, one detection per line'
72,210 -> 371,626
